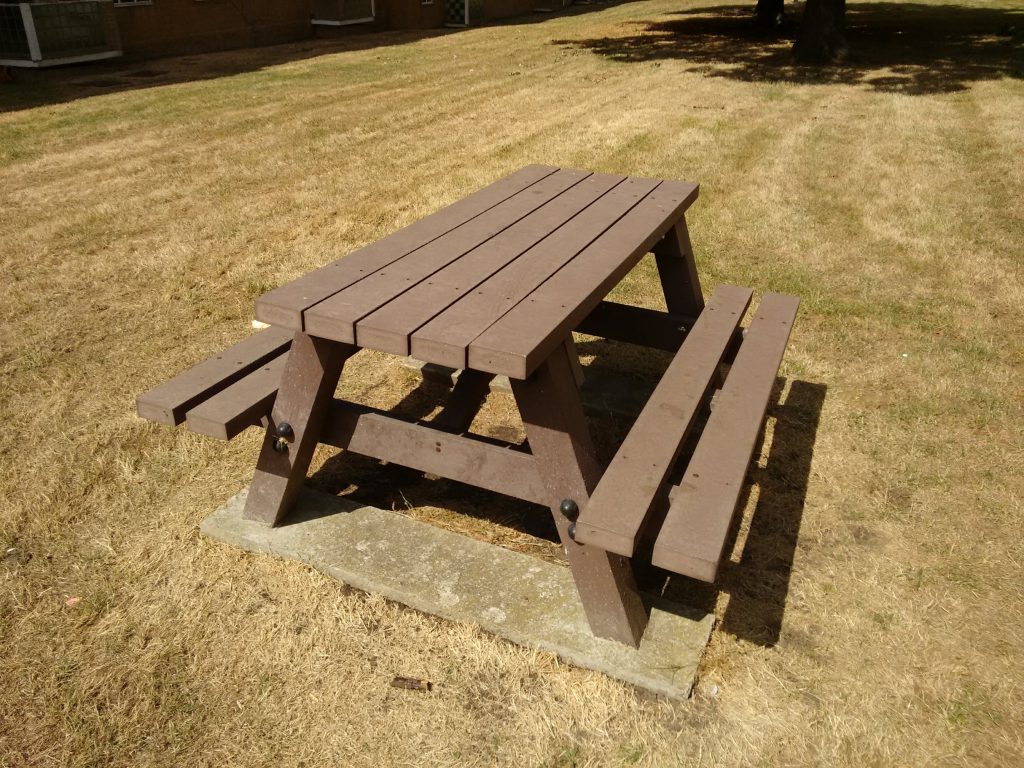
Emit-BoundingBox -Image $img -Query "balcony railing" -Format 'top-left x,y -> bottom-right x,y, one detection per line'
0,1 -> 121,67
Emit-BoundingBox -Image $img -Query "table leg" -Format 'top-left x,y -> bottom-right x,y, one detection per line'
563,337 -> 585,387
653,216 -> 705,316
511,340 -> 649,647
243,332 -> 355,526
429,370 -> 495,434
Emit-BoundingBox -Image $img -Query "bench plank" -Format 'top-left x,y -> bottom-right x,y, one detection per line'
185,355 -> 289,440
652,293 -> 800,582
303,169 -> 591,344
255,165 -> 558,329
467,180 -> 700,379
354,173 -> 626,356
573,286 -> 753,557
409,177 -> 661,370
136,327 -> 293,426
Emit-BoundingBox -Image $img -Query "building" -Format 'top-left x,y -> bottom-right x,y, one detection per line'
0,0 -> 562,66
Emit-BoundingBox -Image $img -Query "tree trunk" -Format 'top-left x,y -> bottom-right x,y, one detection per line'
755,0 -> 785,29
793,0 -> 848,63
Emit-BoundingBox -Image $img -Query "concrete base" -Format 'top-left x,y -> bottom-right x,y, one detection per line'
201,487 -> 714,700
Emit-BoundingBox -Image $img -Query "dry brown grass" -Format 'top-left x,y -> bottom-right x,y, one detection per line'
2,0 -> 1023,764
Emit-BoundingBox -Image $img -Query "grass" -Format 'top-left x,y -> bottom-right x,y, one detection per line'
1,0 -> 1023,765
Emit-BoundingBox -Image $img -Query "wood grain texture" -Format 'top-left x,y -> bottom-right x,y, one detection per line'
303,169 -> 591,344
576,300 -> 696,352
354,173 -> 625,356
184,355 -> 287,440
410,176 -> 661,370
653,217 -> 705,317
320,401 -> 549,506
243,333 -> 355,526
511,342 -> 649,647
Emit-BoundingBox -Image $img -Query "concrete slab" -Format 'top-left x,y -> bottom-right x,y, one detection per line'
201,487 -> 714,700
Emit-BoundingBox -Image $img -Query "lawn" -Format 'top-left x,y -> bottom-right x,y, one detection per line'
1,0 -> 1022,765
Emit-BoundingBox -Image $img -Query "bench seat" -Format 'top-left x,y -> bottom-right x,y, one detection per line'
573,286 -> 799,584
652,291 -> 800,581
135,327 -> 292,426
572,284 -> 753,555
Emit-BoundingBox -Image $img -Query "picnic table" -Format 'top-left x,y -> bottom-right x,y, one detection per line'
138,165 -> 798,648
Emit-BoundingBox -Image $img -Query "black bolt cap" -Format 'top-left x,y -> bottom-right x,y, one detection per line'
560,498 -> 579,520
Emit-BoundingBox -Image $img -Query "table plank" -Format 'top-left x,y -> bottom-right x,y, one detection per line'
468,180 -> 699,379
354,173 -> 626,356
410,176 -> 661,370
255,165 -> 558,329
303,169 -> 591,344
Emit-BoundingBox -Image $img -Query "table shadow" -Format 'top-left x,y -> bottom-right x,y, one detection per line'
307,338 -> 676,540
649,377 -> 826,648
550,2 -> 1023,95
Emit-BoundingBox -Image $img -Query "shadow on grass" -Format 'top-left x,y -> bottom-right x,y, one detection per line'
0,1 -> 634,114
552,2 -> 1023,94
0,29 -> 450,113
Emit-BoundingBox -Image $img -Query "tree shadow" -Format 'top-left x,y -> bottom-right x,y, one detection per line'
551,2 -> 1024,94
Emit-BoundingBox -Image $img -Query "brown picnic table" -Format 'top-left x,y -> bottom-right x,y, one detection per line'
137,165 -> 798,648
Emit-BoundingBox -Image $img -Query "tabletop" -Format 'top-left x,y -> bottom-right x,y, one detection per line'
255,165 -> 699,379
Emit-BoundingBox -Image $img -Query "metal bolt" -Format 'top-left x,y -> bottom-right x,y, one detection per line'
567,521 -> 577,541
559,498 -> 579,520
272,421 -> 294,453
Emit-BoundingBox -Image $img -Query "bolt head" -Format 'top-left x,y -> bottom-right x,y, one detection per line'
559,498 -> 579,519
